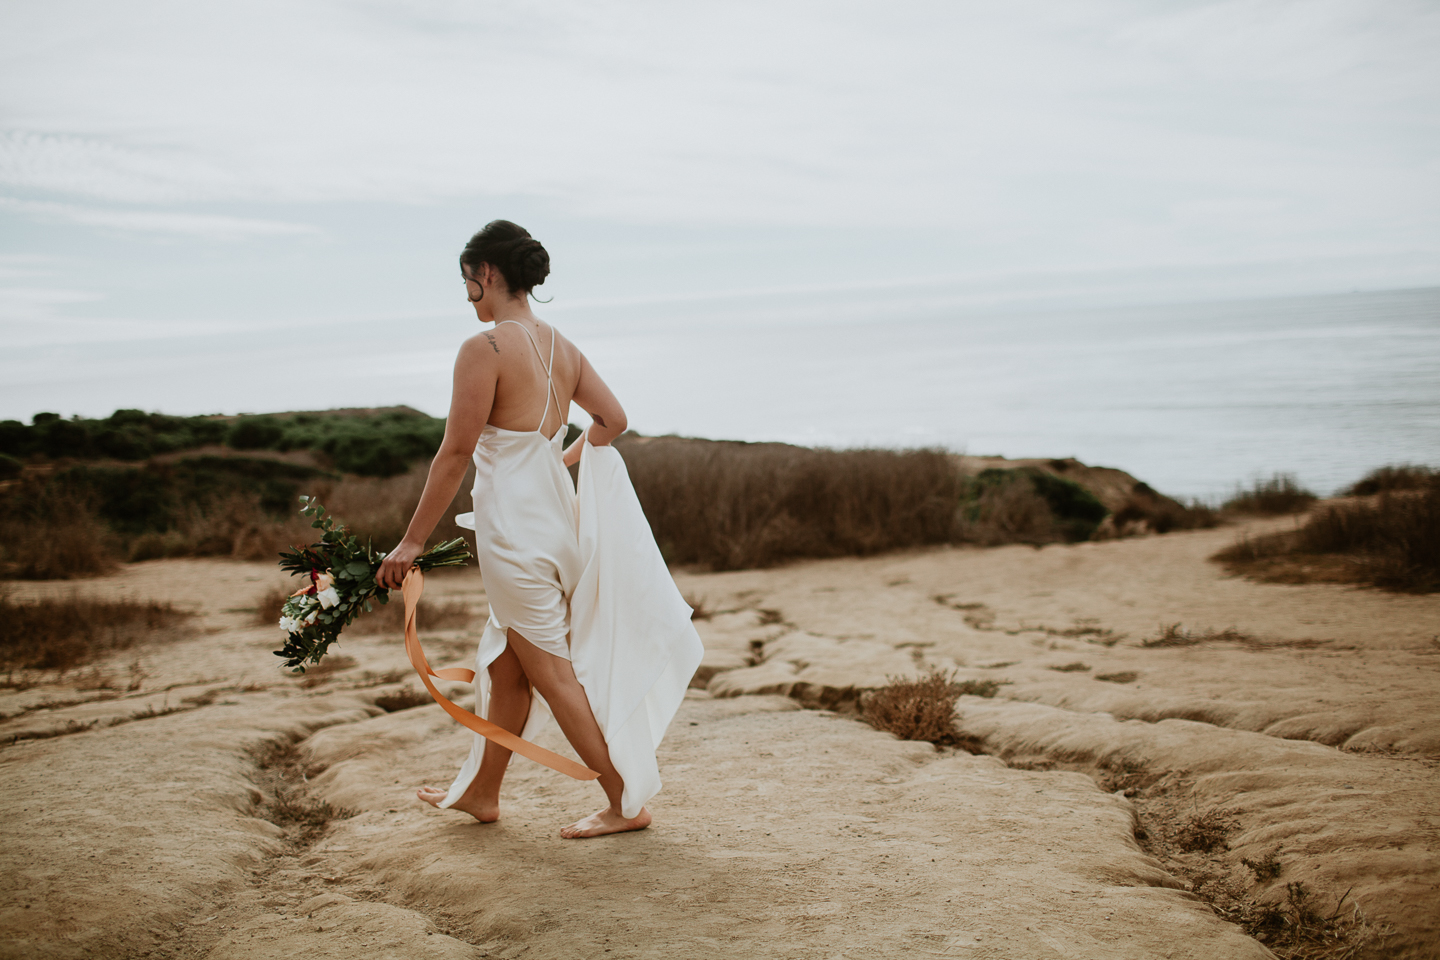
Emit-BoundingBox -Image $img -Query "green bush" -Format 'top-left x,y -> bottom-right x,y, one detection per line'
960,467 -> 1109,543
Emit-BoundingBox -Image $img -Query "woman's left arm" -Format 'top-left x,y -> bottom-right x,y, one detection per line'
376,338 -> 496,589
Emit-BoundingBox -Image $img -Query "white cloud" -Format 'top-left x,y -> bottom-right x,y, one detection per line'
0,196 -> 321,239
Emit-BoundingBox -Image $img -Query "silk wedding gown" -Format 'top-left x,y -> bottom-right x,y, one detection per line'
440,321 -> 703,819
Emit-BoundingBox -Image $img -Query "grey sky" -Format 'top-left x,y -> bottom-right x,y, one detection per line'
2,0 -> 1438,427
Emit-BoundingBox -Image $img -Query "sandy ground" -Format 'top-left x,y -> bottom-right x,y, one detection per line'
2,516 -> 1437,958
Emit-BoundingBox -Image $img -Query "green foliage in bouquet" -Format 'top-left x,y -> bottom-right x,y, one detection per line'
274,496 -> 470,671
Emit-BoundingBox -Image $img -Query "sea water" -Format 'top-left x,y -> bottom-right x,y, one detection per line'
4,285 -> 1436,501
569,286 -> 1440,500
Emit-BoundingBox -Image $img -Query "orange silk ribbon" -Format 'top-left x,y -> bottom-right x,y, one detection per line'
401,568 -> 600,781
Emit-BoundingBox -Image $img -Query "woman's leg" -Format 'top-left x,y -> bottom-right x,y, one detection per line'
504,628 -> 651,838
417,642 -> 532,822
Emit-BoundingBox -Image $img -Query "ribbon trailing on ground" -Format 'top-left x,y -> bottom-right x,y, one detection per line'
401,568 -> 600,781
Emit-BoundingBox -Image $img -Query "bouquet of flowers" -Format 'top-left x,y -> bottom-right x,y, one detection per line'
274,496 -> 471,671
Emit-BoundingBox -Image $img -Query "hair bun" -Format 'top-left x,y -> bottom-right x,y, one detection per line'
459,221 -> 551,296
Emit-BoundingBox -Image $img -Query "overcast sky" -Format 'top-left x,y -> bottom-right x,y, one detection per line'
2,0 -> 1438,425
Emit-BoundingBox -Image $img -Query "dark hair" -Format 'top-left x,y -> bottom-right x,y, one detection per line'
459,220 -> 550,297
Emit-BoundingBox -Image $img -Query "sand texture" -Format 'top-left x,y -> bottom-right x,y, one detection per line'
2,517 -> 1437,958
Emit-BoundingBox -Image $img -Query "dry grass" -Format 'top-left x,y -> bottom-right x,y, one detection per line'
0,589 -> 195,672
1222,473 -> 1318,516
1,462 -> 478,580
955,476 -> 1060,545
1048,662 -> 1091,672
1175,807 -> 1236,852
862,667 -> 998,745
1194,877 -> 1393,960
1342,464 -> 1435,497
1214,477 -> 1440,593
1094,671 -> 1139,684
248,738 -> 355,845
0,486 -> 117,579
1142,623 -> 1256,648
619,437 -> 962,570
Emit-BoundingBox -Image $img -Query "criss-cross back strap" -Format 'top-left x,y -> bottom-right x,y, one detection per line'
495,320 -> 564,435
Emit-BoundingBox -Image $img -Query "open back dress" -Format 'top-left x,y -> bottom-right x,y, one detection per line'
441,321 -> 704,819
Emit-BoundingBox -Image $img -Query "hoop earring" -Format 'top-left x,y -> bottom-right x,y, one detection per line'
530,290 -> 553,304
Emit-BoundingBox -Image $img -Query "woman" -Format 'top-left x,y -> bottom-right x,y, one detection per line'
376,220 -> 699,839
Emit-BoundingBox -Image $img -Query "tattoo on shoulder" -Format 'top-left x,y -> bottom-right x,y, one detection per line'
593,414 -> 607,427
483,333 -> 499,353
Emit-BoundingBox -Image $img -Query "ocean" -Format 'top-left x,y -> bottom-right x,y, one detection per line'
567,285 -> 1440,501
4,285 -> 1437,502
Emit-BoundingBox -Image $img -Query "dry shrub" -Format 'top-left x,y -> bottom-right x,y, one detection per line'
0,485 -> 117,579
1342,463 -> 1435,497
862,667 -> 998,744
1214,478 -> 1440,593
619,437 -> 961,570
0,589 -> 195,671
1142,623 -> 1255,648
955,476 -> 1059,545
1223,474 -> 1317,516
1109,491 -> 1220,535
1095,671 -> 1138,684
1176,807 -> 1236,852
1049,662 -> 1090,672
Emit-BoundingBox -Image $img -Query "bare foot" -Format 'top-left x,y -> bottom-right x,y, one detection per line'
416,786 -> 499,823
559,805 -> 652,839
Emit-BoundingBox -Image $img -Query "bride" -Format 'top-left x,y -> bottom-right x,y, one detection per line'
375,220 -> 700,839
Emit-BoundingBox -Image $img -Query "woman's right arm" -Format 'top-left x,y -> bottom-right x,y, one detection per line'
564,350 -> 627,466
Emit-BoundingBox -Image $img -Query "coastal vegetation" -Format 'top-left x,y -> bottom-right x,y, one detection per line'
1214,469 -> 1440,593
6,407 -> 1432,593
0,589 -> 195,672
1221,473 -> 1317,516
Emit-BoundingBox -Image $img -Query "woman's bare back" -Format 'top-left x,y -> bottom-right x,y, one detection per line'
479,319 -> 579,438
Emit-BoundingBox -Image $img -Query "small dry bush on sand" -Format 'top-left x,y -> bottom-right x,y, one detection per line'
1142,623 -> 1254,648
1222,473 -> 1317,516
862,667 -> 998,744
1175,807 -> 1235,852
1214,475 -> 1440,593
619,437 -> 962,570
0,589 -> 194,671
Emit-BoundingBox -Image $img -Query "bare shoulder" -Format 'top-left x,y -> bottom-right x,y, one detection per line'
458,329 -> 504,357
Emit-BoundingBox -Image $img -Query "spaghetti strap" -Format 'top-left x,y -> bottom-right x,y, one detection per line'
494,320 -> 565,435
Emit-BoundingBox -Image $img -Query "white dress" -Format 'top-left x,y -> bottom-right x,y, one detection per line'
441,322 -> 703,819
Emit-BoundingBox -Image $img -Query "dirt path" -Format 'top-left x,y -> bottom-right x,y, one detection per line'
2,519 -> 1437,958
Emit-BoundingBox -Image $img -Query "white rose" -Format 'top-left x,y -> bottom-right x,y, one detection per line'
316,586 -> 341,609
278,616 -> 297,633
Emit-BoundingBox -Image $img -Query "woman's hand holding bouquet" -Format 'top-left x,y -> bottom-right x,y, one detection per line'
274,497 -> 471,671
